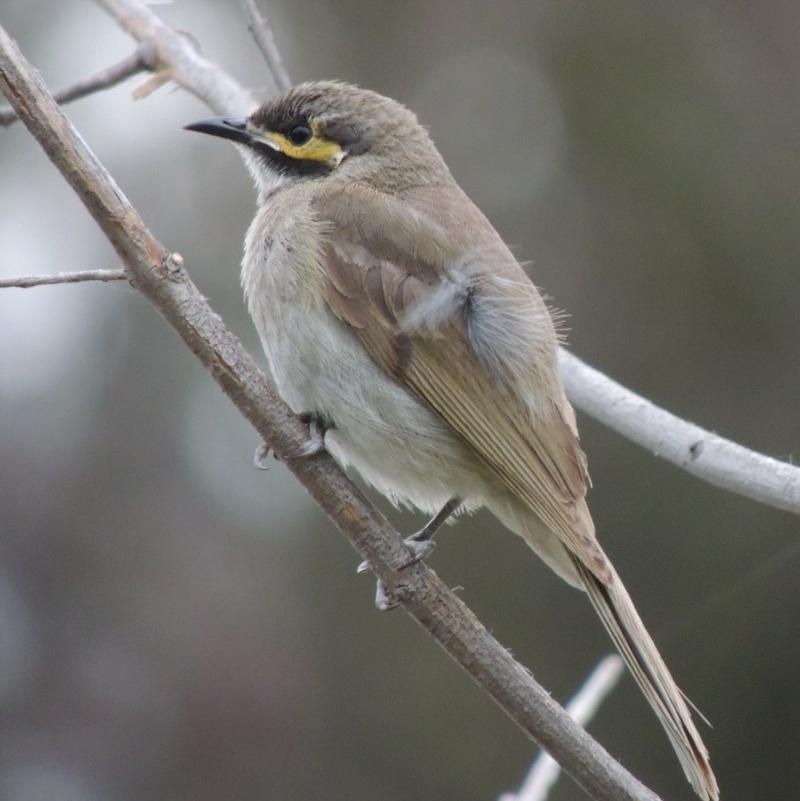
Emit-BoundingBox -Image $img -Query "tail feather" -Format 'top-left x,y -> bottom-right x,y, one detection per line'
573,559 -> 719,801
489,496 -> 719,798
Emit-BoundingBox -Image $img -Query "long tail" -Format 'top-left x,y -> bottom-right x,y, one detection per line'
572,558 -> 719,800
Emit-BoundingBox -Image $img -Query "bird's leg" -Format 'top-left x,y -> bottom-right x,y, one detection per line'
254,413 -> 329,469
400,495 -> 462,564
358,497 -> 462,610
358,496 -> 462,574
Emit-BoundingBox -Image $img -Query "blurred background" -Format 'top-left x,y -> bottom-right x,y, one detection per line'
1,1 -> 799,799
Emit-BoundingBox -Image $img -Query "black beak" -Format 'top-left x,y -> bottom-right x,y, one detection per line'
183,116 -> 251,145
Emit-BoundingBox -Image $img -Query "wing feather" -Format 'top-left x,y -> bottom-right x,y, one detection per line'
315,184 -> 608,580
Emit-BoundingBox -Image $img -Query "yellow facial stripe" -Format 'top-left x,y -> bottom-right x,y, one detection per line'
264,130 -> 343,164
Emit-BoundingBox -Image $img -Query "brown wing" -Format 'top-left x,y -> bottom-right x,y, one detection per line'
313,183 -> 609,581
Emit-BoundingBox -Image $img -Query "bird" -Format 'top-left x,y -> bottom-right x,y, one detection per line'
185,80 -> 718,800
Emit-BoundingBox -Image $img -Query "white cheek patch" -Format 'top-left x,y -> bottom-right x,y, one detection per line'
253,134 -> 281,151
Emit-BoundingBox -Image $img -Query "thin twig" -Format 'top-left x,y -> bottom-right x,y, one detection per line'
0,268 -> 127,288
0,22 -> 660,801
500,656 -> 626,801
0,47 -> 153,127
559,349 -> 800,515
240,0 -> 291,92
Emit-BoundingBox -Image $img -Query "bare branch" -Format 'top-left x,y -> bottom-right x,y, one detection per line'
241,0 -> 291,92
0,46 -> 153,127
0,23 -> 661,801
500,656 -> 626,801
0,268 -> 127,288
559,350 -> 800,515
94,0 -> 257,116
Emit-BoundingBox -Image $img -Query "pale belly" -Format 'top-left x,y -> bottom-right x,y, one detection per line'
257,300 -> 489,514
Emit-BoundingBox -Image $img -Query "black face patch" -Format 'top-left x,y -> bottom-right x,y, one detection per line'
249,142 -> 335,179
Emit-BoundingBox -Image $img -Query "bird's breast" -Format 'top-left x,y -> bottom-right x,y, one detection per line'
239,199 -> 491,512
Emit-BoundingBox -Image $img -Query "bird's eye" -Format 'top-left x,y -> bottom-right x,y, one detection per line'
287,123 -> 313,146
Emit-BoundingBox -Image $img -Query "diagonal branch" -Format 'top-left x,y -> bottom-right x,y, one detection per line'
500,656 -> 626,801
0,22 -> 661,801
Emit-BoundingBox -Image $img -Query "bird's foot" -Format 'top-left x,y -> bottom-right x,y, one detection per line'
357,498 -> 463,611
254,414 -> 328,469
357,534 -> 436,611
356,533 -> 436,576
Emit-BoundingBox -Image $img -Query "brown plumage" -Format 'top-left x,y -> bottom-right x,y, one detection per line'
186,81 -> 719,800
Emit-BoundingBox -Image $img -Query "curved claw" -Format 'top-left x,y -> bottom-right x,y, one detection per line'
289,418 -> 327,458
374,581 -> 401,611
358,536 -> 437,610
357,536 -> 436,575
399,537 -> 435,568
254,442 -> 272,470
357,499 -> 458,610
252,417 -> 328,470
